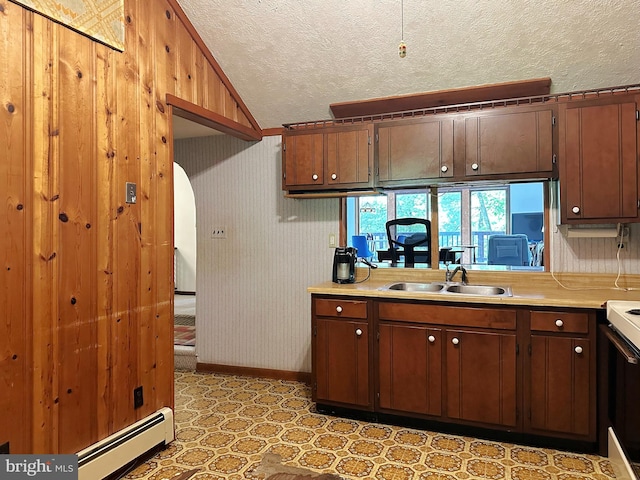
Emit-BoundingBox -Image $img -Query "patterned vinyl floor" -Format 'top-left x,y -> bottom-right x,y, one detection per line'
123,371 -> 620,480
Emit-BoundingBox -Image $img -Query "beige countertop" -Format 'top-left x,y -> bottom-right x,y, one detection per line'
308,268 -> 640,309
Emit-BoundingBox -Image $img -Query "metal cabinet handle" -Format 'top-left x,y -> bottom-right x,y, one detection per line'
451,337 -> 459,345
471,163 -> 479,171
331,173 -> 337,180
572,206 -> 580,214
555,319 -> 564,328
355,328 -> 363,336
441,165 -> 448,173
428,335 -> 436,343
336,306 -> 342,313
312,174 -> 319,181
575,346 -> 583,354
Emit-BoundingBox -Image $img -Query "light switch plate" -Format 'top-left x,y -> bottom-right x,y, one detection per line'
126,182 -> 137,204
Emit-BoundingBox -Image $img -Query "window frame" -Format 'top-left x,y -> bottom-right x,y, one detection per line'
346,181 -> 549,271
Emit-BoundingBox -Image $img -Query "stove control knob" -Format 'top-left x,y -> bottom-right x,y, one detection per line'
575,346 -> 583,354
555,319 -> 564,328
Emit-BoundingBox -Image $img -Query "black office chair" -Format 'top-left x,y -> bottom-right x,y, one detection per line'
379,218 -> 431,267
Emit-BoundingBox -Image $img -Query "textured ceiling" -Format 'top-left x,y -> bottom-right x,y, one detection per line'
176,0 -> 640,131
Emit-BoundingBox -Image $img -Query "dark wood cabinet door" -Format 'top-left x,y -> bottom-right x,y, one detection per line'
529,335 -> 592,437
446,329 -> 517,427
378,323 -> 442,416
282,132 -> 324,188
561,100 -> 638,222
465,108 -> 554,176
314,318 -> 370,408
326,126 -> 372,186
377,118 -> 454,184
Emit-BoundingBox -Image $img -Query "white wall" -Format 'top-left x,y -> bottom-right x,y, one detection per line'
175,135 -> 339,373
175,135 -> 640,373
173,163 -> 197,293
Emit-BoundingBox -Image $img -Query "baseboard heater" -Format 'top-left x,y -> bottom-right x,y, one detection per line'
77,407 -> 174,480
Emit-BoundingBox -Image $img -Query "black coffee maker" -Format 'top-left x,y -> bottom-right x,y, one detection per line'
332,247 -> 356,283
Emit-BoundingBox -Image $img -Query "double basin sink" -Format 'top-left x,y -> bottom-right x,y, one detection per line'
381,282 -> 512,297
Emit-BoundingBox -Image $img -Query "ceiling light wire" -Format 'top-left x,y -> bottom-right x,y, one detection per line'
398,0 -> 407,58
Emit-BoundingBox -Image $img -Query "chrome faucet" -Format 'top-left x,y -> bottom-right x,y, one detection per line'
445,264 -> 468,284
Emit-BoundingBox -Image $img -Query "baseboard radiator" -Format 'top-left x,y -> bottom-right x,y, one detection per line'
77,407 -> 174,480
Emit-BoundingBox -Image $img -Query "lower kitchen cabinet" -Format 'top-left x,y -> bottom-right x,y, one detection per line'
312,297 -> 372,409
375,301 -> 518,428
527,310 -> 596,440
311,295 -> 599,445
446,328 -> 517,427
378,323 -> 442,416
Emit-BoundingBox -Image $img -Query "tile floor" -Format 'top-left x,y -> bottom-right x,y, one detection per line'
123,371 -> 620,480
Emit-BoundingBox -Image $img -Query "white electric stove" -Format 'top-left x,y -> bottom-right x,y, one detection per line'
607,300 -> 640,357
605,300 -> 640,480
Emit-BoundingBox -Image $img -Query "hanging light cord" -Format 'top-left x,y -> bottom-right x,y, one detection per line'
401,0 -> 404,41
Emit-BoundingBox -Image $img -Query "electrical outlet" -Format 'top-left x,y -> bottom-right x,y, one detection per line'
133,386 -> 143,409
617,225 -> 630,248
212,226 -> 227,239
329,233 -> 337,248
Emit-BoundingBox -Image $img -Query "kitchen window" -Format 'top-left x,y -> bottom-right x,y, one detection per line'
346,181 -> 546,269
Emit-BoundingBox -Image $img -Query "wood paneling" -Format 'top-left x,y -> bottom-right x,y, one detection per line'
0,0 -> 260,454
0,3 -> 31,454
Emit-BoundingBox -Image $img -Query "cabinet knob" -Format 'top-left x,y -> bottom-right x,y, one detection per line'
331,173 -> 337,180
441,165 -> 448,173
451,337 -> 459,345
572,206 -> 580,214
575,346 -> 583,354
555,319 -> 564,328
355,328 -> 363,336
312,174 -> 319,181
428,335 -> 436,343
471,163 -> 479,171
336,306 -> 343,313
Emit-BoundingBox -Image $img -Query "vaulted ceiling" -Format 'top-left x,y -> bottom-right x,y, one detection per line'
176,0 -> 640,131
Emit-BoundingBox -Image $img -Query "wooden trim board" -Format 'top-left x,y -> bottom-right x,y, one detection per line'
330,78 -> 552,118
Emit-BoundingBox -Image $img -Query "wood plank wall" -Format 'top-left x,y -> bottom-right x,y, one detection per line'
0,0 -> 259,454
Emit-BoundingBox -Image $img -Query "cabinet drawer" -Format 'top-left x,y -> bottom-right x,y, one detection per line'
530,311 -> 589,334
315,298 -> 368,319
377,302 -> 516,330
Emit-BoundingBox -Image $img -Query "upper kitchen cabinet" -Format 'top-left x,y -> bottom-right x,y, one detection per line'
376,117 -> 454,187
559,95 -> 639,224
282,125 -> 374,193
463,105 -> 556,179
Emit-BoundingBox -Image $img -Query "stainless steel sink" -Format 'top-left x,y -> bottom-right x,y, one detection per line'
444,284 -> 512,296
383,282 -> 446,293
381,282 -> 512,297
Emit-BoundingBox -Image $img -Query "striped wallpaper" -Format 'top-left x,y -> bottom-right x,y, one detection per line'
175,135 -> 339,373
175,134 -> 640,373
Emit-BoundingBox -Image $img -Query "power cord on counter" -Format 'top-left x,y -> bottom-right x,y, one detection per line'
354,258 -> 377,284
